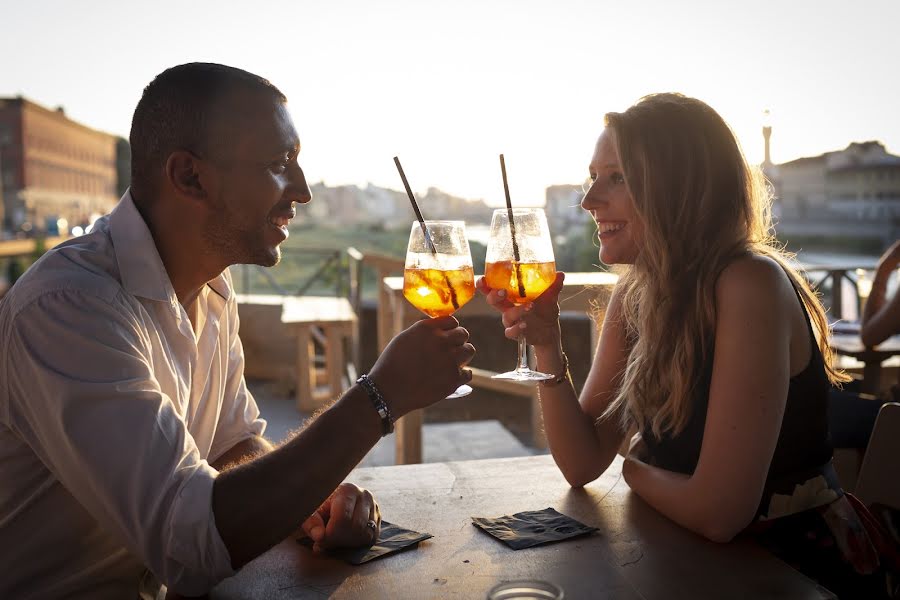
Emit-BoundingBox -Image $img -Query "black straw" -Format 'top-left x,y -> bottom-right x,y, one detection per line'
500,154 -> 527,299
394,156 -> 436,254
393,156 -> 459,310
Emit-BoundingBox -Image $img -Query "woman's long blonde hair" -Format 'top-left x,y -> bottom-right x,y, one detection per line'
601,93 -> 847,438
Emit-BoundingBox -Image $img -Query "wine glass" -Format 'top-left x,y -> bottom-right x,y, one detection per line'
403,220 -> 476,398
484,208 -> 556,381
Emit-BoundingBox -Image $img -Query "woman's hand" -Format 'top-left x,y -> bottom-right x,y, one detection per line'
477,271 -> 566,349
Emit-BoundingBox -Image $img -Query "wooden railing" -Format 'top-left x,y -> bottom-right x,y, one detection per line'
799,262 -> 877,322
232,247 -> 348,298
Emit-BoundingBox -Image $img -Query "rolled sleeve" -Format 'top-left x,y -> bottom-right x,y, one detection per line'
165,462 -> 235,593
3,290 -> 235,593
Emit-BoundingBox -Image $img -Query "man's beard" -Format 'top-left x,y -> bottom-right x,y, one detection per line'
202,213 -> 280,268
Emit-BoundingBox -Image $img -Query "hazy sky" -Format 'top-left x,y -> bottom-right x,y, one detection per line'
2,0 -> 898,205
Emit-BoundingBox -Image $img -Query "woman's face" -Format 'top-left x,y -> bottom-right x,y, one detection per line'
581,129 -> 643,265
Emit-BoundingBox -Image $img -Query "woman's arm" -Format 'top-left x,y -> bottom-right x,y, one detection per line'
861,240 -> 900,347
479,274 -> 626,487
623,256 -> 793,542
532,283 -> 627,486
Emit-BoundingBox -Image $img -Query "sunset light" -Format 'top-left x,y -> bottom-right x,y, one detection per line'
2,0 -> 898,205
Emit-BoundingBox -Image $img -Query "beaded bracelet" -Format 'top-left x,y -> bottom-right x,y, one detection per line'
539,352 -> 570,387
356,374 -> 394,436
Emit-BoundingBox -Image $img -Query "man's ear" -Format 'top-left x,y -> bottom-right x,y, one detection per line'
165,150 -> 207,200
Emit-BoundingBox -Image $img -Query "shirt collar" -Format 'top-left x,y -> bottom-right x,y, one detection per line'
109,189 -> 232,303
108,190 -> 174,303
207,271 -> 232,302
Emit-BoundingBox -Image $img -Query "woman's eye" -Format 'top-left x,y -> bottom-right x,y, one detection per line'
611,172 -> 625,184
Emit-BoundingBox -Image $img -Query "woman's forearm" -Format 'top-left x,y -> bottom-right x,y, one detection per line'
533,344 -> 621,487
623,458 -> 754,543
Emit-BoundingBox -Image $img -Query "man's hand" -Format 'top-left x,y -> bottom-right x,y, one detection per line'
368,316 -> 475,417
300,483 -> 380,552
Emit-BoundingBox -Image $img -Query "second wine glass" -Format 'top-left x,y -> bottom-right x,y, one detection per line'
403,220 -> 476,398
484,208 -> 556,381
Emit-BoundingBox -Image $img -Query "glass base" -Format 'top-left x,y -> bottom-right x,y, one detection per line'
446,384 -> 473,399
491,368 -> 554,382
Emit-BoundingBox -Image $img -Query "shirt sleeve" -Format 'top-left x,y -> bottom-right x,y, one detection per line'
3,289 -> 235,595
208,294 -> 267,464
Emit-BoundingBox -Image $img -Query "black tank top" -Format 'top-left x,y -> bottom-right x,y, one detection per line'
641,279 -> 834,502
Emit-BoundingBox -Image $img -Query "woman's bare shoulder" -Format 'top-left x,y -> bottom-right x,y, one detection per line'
716,253 -> 792,299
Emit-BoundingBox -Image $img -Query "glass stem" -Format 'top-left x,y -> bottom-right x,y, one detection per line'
516,334 -> 529,372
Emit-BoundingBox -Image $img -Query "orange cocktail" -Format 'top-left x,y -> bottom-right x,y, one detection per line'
403,266 -> 475,317
403,220 -> 475,398
484,207 -> 557,381
483,260 -> 555,305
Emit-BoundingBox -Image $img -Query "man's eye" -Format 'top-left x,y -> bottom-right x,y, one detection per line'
270,159 -> 289,174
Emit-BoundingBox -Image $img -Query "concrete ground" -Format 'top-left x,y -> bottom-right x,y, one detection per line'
247,379 -> 545,467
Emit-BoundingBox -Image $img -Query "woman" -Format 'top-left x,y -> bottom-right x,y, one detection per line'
479,93 -> 897,598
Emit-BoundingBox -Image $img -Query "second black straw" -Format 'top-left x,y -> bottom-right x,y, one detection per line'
499,154 -> 527,299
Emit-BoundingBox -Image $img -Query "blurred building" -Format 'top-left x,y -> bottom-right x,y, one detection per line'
768,140 -> 900,246
302,182 -> 491,228
0,96 -> 118,236
545,184 -> 590,239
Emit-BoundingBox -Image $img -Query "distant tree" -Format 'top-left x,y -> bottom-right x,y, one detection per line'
115,137 -> 131,197
565,219 -> 607,272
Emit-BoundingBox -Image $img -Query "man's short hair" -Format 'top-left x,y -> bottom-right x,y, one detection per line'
129,62 -> 286,204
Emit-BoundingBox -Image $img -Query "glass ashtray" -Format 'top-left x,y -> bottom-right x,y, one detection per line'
487,579 -> 564,600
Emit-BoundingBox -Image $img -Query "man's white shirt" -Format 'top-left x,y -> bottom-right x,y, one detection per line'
0,191 -> 266,598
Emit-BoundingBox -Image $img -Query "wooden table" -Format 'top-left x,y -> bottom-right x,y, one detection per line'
211,455 -> 834,599
831,333 -> 900,394
379,272 -> 618,464
280,296 -> 357,412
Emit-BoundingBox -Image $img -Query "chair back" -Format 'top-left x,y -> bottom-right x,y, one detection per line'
854,402 -> 900,510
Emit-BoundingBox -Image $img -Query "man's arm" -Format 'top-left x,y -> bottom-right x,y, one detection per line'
211,316 -> 475,570
211,436 -> 273,472
212,387 -> 381,567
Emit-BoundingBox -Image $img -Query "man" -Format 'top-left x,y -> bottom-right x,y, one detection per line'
0,63 -> 475,598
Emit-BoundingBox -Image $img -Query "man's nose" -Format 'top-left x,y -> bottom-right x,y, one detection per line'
289,164 -> 312,204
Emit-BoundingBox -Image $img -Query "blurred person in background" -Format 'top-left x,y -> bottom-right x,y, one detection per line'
861,239 -> 900,349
